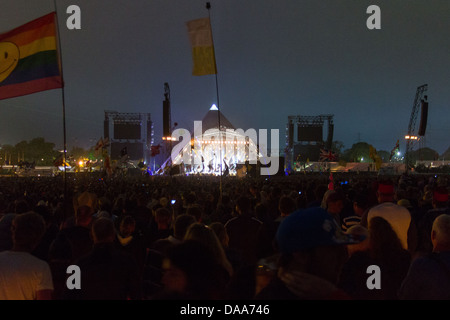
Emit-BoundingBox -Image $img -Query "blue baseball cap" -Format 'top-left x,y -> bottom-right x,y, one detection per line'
276,207 -> 364,254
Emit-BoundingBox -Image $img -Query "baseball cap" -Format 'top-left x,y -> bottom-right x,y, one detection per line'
377,183 -> 395,195
276,207 -> 364,254
397,199 -> 412,208
433,187 -> 449,203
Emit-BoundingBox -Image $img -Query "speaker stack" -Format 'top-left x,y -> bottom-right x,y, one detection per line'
418,99 -> 428,136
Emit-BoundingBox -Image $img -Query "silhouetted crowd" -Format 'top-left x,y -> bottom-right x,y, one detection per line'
0,171 -> 449,300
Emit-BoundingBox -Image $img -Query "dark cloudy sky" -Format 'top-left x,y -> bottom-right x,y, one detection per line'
0,0 -> 449,155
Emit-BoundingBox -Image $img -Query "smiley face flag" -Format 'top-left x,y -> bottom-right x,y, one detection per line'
0,12 -> 63,100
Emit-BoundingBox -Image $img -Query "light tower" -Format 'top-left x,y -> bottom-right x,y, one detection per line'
405,84 -> 428,172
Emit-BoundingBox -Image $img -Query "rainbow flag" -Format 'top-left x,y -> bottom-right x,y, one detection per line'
186,17 -> 217,76
0,12 -> 63,100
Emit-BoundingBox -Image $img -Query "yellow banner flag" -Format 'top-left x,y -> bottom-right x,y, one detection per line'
186,17 -> 217,76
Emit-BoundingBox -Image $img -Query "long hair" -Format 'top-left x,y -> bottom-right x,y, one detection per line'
165,240 -> 230,299
366,216 -> 412,299
368,216 -> 405,262
184,223 -> 233,276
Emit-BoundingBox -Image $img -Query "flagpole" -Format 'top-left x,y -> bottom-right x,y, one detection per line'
53,1 -> 68,219
206,2 -> 223,200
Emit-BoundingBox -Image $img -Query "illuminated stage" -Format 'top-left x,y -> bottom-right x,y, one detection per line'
163,106 -> 261,176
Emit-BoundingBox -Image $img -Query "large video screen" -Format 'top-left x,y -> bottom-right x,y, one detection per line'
113,122 -> 141,140
297,126 -> 323,142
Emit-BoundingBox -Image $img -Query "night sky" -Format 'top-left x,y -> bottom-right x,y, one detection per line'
0,0 -> 449,156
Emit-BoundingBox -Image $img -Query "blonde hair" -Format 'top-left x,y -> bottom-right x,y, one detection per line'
184,223 -> 233,276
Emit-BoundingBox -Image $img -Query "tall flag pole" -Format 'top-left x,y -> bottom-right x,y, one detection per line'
206,2 -> 223,197
186,2 -> 223,197
205,3 -> 221,136
52,1 -> 69,219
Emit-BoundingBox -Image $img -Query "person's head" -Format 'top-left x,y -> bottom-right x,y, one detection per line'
276,207 -> 362,284
173,214 -> 196,241
186,204 -> 203,222
75,205 -> 94,227
209,222 -> 229,248
422,187 -> 434,205
161,240 -> 229,299
320,189 -> 336,209
159,197 -> 169,208
76,191 -> 98,213
376,182 -> 395,203
367,216 -> 404,259
0,213 -> 16,251
278,196 -> 296,217
431,214 -> 450,253
155,207 -> 172,229
14,199 -> 30,214
184,223 -> 216,245
34,204 -> 52,226
119,215 -> 136,238
345,225 -> 369,256
183,192 -> 197,207
48,233 -> 73,262
98,196 -> 112,213
326,191 -> 345,215
91,217 -> 116,244
184,223 -> 233,276
254,202 -> 268,221
432,187 -> 449,209
11,212 -> 46,252
249,184 -> 258,197
235,196 -> 251,215
353,193 -> 369,216
397,199 -> 412,210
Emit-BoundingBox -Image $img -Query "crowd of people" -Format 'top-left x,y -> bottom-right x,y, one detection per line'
0,171 -> 449,300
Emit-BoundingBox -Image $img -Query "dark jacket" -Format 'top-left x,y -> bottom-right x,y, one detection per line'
225,213 -> 262,267
70,243 -> 142,300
